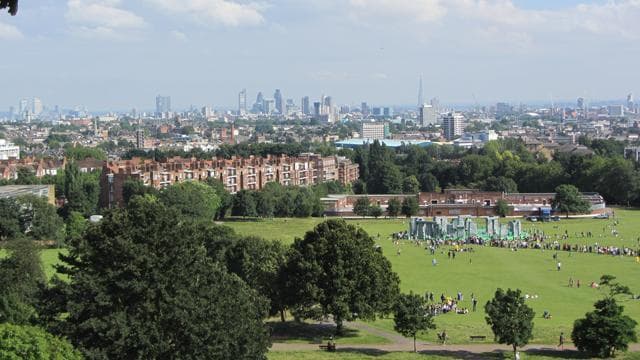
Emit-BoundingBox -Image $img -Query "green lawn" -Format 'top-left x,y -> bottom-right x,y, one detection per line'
267,351 -> 640,360
3,209 -> 639,348
268,320 -> 390,345
223,209 -> 640,345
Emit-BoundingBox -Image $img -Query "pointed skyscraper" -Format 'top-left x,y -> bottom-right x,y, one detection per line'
418,75 -> 424,107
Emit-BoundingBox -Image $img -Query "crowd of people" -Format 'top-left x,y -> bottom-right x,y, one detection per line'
423,291 -> 478,317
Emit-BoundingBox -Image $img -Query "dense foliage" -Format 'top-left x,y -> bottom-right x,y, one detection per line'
281,220 -> 400,333
393,292 -> 435,352
0,323 -> 82,360
485,288 -> 535,357
44,196 -> 271,359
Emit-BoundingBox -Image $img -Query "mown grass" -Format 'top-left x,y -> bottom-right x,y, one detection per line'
225,209 -> 640,345
267,350 -> 640,360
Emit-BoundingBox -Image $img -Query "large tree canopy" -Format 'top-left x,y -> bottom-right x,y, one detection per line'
282,219 -> 400,333
0,323 -> 82,360
46,196 -> 270,359
485,288 -> 535,357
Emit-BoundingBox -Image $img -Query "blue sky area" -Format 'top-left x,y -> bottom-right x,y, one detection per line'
0,0 -> 638,110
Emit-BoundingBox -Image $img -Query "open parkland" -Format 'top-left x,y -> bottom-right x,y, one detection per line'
13,208 -> 640,359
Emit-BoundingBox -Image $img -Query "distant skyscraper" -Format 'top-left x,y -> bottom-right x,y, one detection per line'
136,128 -> 145,149
313,102 -> 321,117
608,105 -> 624,117
627,93 -> 634,112
496,102 -> 511,117
361,102 -> 370,116
238,89 -> 247,115
274,89 -> 283,114
419,104 -> 437,126
442,112 -> 464,140
263,99 -> 275,114
323,96 -> 333,115
32,98 -> 43,116
383,107 -> 393,117
19,99 -> 28,116
577,97 -> 585,110
301,96 -> 310,115
155,95 -> 171,116
253,92 -> 265,113
417,75 -> 424,107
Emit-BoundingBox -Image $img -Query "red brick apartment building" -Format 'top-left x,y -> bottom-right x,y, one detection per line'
100,154 -> 359,208
322,189 -> 607,217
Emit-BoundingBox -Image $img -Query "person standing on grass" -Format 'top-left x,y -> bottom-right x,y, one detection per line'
557,261 -> 562,271
472,297 -> 478,312
558,332 -> 564,350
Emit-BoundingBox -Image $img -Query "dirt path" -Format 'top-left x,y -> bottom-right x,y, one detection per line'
272,321 -> 640,356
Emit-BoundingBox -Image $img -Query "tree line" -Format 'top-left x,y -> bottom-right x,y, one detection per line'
347,138 -> 640,206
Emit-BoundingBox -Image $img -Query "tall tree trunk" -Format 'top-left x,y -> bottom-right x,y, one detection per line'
280,309 -> 285,323
513,344 -> 517,358
335,316 -> 343,335
413,335 -> 417,352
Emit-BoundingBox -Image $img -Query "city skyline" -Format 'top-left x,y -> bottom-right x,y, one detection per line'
1,1 -> 639,109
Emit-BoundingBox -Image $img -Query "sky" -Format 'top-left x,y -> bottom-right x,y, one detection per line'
0,0 -> 639,111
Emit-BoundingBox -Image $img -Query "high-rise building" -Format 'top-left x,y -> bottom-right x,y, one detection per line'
313,102 -> 321,117
32,98 -> 43,116
285,99 -> 296,115
301,96 -> 310,115
627,93 -> 634,113
238,89 -> 247,115
383,107 -> 393,117
608,105 -> 624,117
361,102 -> 370,116
19,99 -> 29,117
361,122 -> 389,140
155,95 -> 171,116
442,112 -> 464,140
135,129 -> 145,149
263,99 -> 275,114
253,92 -> 264,113
417,75 -> 424,107
274,89 -> 283,114
496,102 -> 511,117
577,97 -> 585,110
323,96 -> 333,115
419,104 -> 437,126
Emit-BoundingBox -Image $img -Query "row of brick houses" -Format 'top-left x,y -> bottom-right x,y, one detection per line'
100,154 -> 360,208
322,189 -> 607,217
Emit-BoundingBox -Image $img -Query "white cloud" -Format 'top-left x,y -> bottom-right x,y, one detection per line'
0,21 -> 23,40
170,30 -> 188,41
572,0 -> 640,39
66,0 -> 146,39
146,0 -> 266,27
348,0 -> 447,23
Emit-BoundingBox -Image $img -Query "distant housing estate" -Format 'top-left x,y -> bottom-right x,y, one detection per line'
100,154 -> 359,208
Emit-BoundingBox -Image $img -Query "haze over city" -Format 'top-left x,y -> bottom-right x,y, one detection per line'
1,0 -> 640,110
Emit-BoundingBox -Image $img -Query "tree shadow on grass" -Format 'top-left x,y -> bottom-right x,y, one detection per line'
269,321 -> 360,344
416,348 -> 590,360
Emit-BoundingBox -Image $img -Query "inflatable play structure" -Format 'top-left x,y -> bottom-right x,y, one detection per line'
409,216 -> 527,241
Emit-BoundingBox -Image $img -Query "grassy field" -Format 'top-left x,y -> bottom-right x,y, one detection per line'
223,210 -> 640,345
267,350 -> 640,360
3,209 -> 639,348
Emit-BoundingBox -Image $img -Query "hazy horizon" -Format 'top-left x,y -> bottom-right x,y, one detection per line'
1,0 -> 639,110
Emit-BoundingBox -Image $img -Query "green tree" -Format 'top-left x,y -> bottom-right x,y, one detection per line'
353,197 -> 371,217
572,298 -> 637,358
402,175 -> 420,194
222,236 -> 288,321
483,176 -> 518,193
352,179 -> 367,194
232,190 -> 257,218
62,162 -> 99,218
0,323 -> 82,360
387,198 -> 401,217
159,181 -> 220,221
282,220 -> 400,333
64,211 -> 87,247
484,288 -> 535,358
418,173 -> 439,192
553,184 -> 591,218
369,204 -> 383,218
204,178 -> 232,219
401,197 -> 419,217
122,178 -> 158,205
0,239 -> 45,325
0,198 -> 21,240
16,195 -> 63,243
393,292 -> 435,352
255,191 -> 275,218
495,199 -> 510,218
48,197 -> 270,359
293,189 -> 314,217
